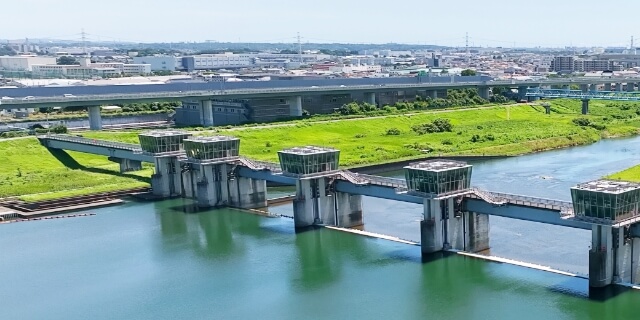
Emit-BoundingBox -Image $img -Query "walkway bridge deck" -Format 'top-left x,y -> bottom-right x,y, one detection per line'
526,88 -> 640,101
40,134 -> 610,231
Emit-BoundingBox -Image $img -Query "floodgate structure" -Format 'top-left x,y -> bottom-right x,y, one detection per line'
38,132 -> 640,288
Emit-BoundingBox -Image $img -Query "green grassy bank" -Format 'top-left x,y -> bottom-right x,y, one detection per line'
0,137 -> 153,202
606,166 -> 640,182
4,99 -> 640,201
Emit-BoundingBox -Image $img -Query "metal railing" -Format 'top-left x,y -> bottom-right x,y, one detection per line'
475,190 -> 573,212
40,134 -> 142,151
526,88 -> 640,101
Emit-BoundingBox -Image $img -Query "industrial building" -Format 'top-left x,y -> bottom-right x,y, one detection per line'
0,56 -> 57,71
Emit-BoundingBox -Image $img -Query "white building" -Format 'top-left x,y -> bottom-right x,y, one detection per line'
31,62 -> 151,78
133,56 -> 182,71
0,56 -> 57,71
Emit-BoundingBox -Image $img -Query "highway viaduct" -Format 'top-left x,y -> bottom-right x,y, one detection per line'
2,76 -> 639,130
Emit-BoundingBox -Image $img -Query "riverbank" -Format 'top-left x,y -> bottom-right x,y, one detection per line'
3,99 -> 640,201
606,165 -> 640,182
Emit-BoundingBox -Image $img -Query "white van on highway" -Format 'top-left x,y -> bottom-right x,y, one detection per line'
22,96 -> 35,101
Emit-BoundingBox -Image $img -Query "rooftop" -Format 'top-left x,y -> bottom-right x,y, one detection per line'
184,135 -> 238,143
573,179 -> 640,194
139,130 -> 190,138
279,146 -> 338,155
405,159 -> 471,172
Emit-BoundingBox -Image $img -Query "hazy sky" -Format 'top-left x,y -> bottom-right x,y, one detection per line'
4,0 -> 639,47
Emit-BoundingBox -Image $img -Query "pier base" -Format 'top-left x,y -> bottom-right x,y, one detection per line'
581,99 -> 589,115
336,193 -> 363,228
589,225 -> 614,287
151,156 -> 182,198
194,164 -> 230,208
293,178 -> 363,229
421,199 -> 446,254
229,176 -> 267,209
88,106 -> 102,131
449,211 -> 490,253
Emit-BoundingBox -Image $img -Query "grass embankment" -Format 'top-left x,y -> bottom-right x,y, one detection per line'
6,99 -> 640,201
0,137 -> 153,202
83,100 -> 640,166
606,166 -> 640,182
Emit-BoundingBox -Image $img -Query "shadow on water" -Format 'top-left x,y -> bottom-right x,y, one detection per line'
548,276 -> 632,301
44,147 -> 151,183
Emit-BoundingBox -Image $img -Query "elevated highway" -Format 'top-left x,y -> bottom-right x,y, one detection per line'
1,76 -> 637,109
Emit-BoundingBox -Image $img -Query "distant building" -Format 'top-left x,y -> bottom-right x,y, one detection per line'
551,56 -> 614,72
182,54 -> 253,71
31,62 -> 151,78
133,56 -> 182,72
0,56 -> 57,71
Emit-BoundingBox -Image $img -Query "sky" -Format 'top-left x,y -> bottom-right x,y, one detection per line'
4,0 -> 640,48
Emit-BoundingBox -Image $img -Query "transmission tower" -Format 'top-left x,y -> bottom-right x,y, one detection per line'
297,32 -> 302,63
465,32 -> 470,64
81,28 -> 87,56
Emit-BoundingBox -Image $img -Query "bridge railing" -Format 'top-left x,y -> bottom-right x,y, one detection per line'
40,134 -> 142,151
479,190 -> 573,212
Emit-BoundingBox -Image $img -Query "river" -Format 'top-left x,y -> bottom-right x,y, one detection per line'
2,136 -> 640,319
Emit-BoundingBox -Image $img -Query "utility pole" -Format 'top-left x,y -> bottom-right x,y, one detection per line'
297,32 -> 302,64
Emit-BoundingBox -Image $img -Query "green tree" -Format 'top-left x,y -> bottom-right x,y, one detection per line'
57,56 -> 78,65
461,69 -> 477,76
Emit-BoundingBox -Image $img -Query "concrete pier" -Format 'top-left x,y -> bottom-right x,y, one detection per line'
628,83 -> 636,92
421,199 -> 446,254
589,225 -> 615,287
580,84 -> 589,92
335,193 -> 363,228
229,176 -> 267,209
478,86 -> 490,100
201,100 -> 214,127
589,84 -> 598,91
604,83 -> 612,91
449,210 -> 490,253
151,156 -> 182,197
193,163 -> 230,208
617,83 -> 624,92
518,86 -> 528,101
292,178 -> 362,228
88,106 -> 102,130
289,96 -> 303,117
364,92 -> 377,106
427,90 -> 438,99
581,99 -> 589,115
119,159 -> 142,173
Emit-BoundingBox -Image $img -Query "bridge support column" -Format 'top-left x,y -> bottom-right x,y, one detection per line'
589,224 -> 617,287
229,176 -> 267,209
581,99 -> 589,115
364,92 -> 377,106
335,193 -> 363,228
427,90 -> 438,99
421,198 -> 448,254
88,106 -> 102,130
289,96 -> 303,117
627,83 -> 636,92
449,211 -> 490,253
200,100 -> 214,127
119,159 -> 142,173
589,84 -> 598,92
617,83 -> 624,92
518,86 -> 528,101
604,83 -> 612,91
580,84 -> 589,92
151,156 -> 182,198
478,86 -> 490,100
193,163 -> 231,208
